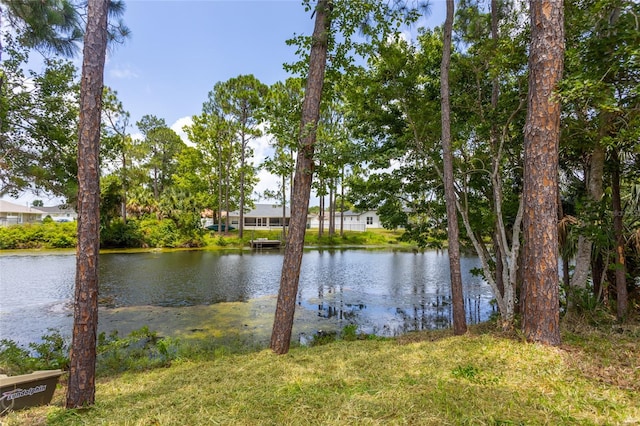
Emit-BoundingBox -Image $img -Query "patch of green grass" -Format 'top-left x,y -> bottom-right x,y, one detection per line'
203,228 -> 412,250
4,321 -> 639,425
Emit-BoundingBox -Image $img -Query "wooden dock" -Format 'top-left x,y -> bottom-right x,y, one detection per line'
250,238 -> 282,249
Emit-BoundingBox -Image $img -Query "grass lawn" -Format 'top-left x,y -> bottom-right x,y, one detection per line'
4,319 -> 639,425
203,228 -> 414,250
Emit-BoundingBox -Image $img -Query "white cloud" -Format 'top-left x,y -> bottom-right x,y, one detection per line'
109,65 -> 139,80
252,130 -> 273,164
251,130 -> 279,201
130,131 -> 144,142
253,168 -> 281,202
171,116 -> 194,146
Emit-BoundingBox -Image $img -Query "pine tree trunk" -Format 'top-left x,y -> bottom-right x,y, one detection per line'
66,0 -> 108,408
282,174 -> 287,240
239,131 -> 246,238
521,0 -> 563,346
319,192 -> 325,237
441,0 -> 467,336
611,149 -> 628,320
340,168 -> 345,236
270,0 -> 331,354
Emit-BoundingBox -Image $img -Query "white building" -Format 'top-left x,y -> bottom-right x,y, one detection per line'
227,204 -> 291,230
215,204 -> 383,232
0,200 -> 45,226
307,209 -> 382,232
38,205 -> 77,222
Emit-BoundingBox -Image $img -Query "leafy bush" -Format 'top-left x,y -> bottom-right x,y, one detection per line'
101,219 -> 143,248
568,286 -> 601,314
0,223 -> 76,249
0,327 -> 180,377
48,234 -> 75,248
0,340 -> 34,375
138,218 -> 180,247
96,326 -> 180,375
340,323 -> 359,341
0,329 -> 69,375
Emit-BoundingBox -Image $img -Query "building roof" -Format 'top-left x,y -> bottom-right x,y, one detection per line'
0,200 -> 45,215
229,203 -> 291,218
38,205 -> 76,215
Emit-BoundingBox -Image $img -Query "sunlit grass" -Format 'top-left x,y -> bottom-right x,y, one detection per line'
4,321 -> 639,425
201,228 -> 412,250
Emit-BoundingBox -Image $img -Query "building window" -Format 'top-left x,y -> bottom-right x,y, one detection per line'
271,217 -> 282,226
366,217 -> 373,225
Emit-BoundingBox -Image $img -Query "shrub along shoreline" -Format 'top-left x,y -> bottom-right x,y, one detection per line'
0,220 -> 414,251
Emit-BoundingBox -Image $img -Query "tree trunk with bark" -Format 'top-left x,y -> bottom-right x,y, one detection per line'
270,0 -> 331,354
453,0 -> 525,330
282,174 -> 287,240
441,0 -> 467,336
611,149 -> 628,320
570,144 -> 604,292
239,129 -> 246,238
521,0 -> 563,346
66,0 -> 108,408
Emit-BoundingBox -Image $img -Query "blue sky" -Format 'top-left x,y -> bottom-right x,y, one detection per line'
6,0 -> 447,205
104,0 -> 314,129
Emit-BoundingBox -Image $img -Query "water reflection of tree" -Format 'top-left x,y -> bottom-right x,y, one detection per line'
393,294 -> 450,335
313,282 -> 367,328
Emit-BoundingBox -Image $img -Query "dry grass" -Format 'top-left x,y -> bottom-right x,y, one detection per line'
3,320 -> 640,426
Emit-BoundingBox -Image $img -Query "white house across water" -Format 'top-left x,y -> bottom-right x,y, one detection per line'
213,203 -> 383,232
0,200 -> 45,226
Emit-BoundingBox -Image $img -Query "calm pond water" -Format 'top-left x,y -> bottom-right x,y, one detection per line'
0,249 -> 495,347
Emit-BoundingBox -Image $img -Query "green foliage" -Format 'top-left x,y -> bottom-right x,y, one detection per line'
0,340 -> 33,376
0,327 -> 181,378
0,222 -> 410,250
0,222 -> 76,249
0,33 -> 80,198
27,329 -> 69,371
304,229 -> 403,246
308,330 -> 338,347
96,327 -> 180,376
48,233 -> 74,248
0,218 -> 210,250
140,218 -> 178,248
6,325 -> 640,426
340,323 -> 358,341
1,0 -> 82,58
100,219 -> 143,248
308,324 -> 382,346
137,218 -> 204,248
134,115 -> 186,200
572,286 -> 601,313
0,329 -> 69,375
451,364 -> 479,380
